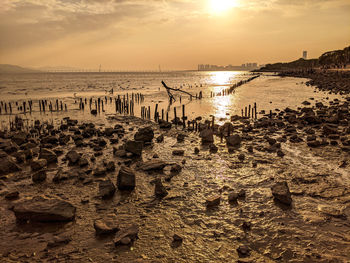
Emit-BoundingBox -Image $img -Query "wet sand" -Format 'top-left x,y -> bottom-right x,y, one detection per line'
0,73 -> 349,263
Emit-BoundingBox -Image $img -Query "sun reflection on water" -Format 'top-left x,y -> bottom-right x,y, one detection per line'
209,71 -> 239,86
209,71 -> 239,122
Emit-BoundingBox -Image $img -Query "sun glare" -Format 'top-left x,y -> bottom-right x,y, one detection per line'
209,0 -> 239,14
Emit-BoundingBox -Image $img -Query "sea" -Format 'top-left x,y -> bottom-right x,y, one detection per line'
0,71 -> 340,127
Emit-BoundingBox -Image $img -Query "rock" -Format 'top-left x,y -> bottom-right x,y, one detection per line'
318,205 -> 346,219
200,129 -> 214,143
209,143 -> 218,153
307,140 -> 321,148
302,100 -> 311,105
125,140 -> 143,156
172,150 -> 184,156
11,132 -> 27,146
194,147 -> 200,154
102,160 -> 114,171
32,170 -> 47,183
142,160 -> 166,171
0,156 -> 21,175
94,214 -> 120,235
271,181 -> 292,206
39,148 -> 57,164
30,159 -> 47,172
156,134 -> 164,143
66,150 -> 80,165
228,192 -> 238,202
277,150 -> 285,157
170,164 -> 182,174
159,120 -> 172,129
52,169 -> 68,183
5,190 -> 19,200
237,245 -> 251,257
173,234 -> 183,243
91,109 -> 97,115
154,178 -> 168,198
117,166 -> 136,190
99,179 -> 116,199
206,195 -> 221,208
134,126 -> 154,143
226,134 -> 242,147
13,196 -> 76,222
93,168 -> 106,177
46,233 -> 72,248
79,157 -> 89,167
114,224 -> 139,246
177,133 -> 186,142
238,153 -> 245,161
104,127 -> 115,137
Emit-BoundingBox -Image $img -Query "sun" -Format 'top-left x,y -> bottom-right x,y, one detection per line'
208,0 -> 239,14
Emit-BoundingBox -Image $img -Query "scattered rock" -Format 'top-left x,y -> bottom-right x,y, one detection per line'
5,190 -> 19,200
134,126 -> 154,143
200,129 -> 214,143
125,140 -> 143,156
32,169 -> 47,183
226,134 -> 242,147
94,214 -> 119,235
13,196 -> 76,222
228,192 -> 238,202
0,156 -> 21,175
114,224 -> 139,246
271,181 -> 292,206
99,179 -> 116,199
30,159 -> 47,172
39,148 -> 57,164
172,149 -> 184,156
66,150 -> 80,165
154,178 -> 168,198
142,160 -> 166,171
117,166 -> 136,190
206,195 -> 221,208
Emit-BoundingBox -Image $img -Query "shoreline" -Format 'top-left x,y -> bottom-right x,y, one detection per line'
0,72 -> 349,262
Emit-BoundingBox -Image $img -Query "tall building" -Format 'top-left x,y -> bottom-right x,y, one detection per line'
303,51 -> 307,59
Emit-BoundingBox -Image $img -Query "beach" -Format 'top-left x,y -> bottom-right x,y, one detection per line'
0,71 -> 349,263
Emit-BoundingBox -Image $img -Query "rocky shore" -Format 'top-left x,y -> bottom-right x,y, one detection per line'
278,70 -> 350,94
0,74 -> 349,262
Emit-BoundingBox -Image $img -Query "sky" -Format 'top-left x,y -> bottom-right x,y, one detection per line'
0,0 -> 349,70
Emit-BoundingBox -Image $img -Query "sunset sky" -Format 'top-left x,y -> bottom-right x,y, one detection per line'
0,0 -> 349,70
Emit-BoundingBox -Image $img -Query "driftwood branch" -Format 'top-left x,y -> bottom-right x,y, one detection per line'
161,81 -> 194,99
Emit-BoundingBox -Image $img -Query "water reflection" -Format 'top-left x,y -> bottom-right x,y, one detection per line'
213,94 -> 234,121
209,71 -> 239,86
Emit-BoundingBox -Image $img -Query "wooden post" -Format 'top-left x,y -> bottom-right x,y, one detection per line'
182,104 -> 185,129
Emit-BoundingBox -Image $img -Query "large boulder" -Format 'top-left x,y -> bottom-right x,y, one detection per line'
125,140 -> 143,156
226,134 -> 242,147
13,196 -> 76,222
0,156 -> 21,175
271,181 -> 292,206
117,166 -> 136,190
39,148 -> 57,164
200,129 -> 214,143
134,126 -> 154,143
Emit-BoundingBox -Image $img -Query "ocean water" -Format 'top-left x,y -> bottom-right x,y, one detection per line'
0,71 -> 340,126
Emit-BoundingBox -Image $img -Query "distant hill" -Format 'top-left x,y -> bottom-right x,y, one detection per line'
259,46 -> 350,71
0,64 -> 40,74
